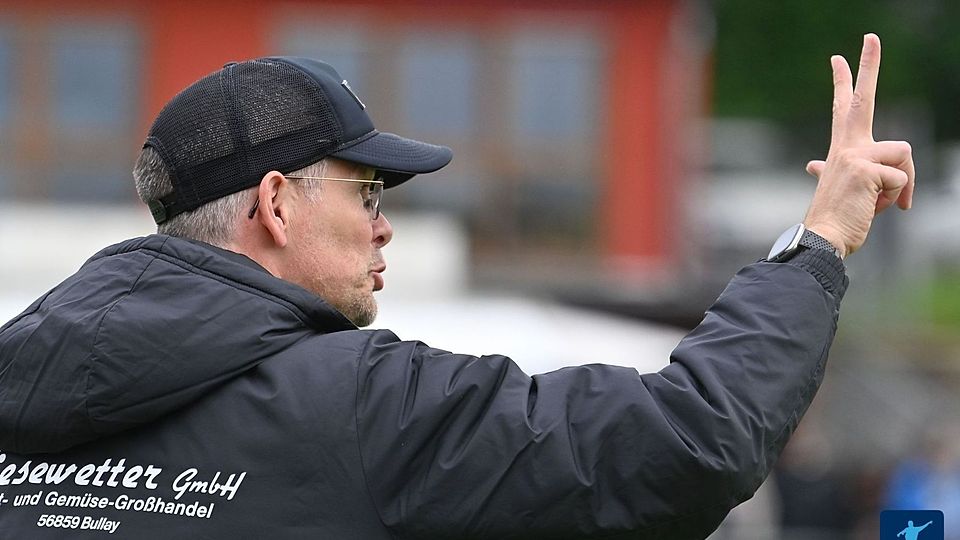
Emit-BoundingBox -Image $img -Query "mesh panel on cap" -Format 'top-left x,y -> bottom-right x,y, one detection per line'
148,69 -> 241,205
238,60 -> 341,176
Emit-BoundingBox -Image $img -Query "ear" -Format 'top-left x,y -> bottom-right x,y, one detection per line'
255,171 -> 294,248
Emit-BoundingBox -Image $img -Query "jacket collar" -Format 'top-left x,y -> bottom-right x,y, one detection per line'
90,234 -> 358,333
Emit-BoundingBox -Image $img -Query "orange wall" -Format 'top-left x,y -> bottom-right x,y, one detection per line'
604,0 -> 678,268
142,1 -> 269,133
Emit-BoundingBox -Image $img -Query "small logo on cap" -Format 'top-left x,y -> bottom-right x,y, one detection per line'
341,80 -> 366,110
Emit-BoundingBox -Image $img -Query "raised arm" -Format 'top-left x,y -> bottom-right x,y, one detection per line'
356,34 -> 914,540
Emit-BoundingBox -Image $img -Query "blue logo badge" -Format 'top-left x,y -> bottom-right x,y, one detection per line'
880,510 -> 944,540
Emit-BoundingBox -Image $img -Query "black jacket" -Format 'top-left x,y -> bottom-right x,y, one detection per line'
0,234 -> 846,539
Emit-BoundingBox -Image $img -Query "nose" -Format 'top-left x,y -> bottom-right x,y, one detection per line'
373,213 -> 393,248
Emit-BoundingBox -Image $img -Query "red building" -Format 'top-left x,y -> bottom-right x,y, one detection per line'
0,0 -> 710,285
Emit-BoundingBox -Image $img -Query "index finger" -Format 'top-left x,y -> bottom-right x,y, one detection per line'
849,33 -> 881,139
830,54 -> 853,150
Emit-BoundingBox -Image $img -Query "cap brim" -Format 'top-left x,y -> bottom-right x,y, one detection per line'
331,131 -> 453,188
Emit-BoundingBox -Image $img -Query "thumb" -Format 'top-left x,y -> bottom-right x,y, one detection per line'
806,160 -> 826,178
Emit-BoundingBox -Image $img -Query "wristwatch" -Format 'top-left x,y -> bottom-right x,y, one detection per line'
766,223 -> 843,262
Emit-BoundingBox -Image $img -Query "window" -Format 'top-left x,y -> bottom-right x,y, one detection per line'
480,28 -> 606,247
400,35 -> 477,136
48,20 -> 140,201
508,32 -> 602,140
51,22 -> 138,131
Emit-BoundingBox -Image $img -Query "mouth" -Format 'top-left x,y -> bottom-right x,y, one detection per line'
370,264 -> 386,291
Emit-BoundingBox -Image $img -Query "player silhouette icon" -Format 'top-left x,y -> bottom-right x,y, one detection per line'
897,520 -> 934,539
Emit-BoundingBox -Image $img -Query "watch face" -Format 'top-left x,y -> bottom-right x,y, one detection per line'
768,223 -> 805,261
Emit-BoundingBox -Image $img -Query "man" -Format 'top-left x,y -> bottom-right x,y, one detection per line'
898,520 -> 934,540
0,35 -> 912,539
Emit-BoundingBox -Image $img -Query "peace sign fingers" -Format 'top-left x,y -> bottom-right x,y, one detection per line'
831,34 -> 881,150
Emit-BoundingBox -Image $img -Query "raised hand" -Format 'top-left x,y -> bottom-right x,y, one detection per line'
802,34 -> 915,259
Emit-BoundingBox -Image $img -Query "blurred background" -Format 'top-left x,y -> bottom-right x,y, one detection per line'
2,0 -> 960,538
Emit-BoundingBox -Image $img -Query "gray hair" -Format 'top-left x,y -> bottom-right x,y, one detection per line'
132,147 -> 326,246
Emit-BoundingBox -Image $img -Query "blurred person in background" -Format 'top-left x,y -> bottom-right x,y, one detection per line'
774,420 -> 854,539
886,428 -> 960,539
0,35 -> 914,538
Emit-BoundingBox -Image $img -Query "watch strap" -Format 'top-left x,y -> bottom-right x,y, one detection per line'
799,229 -> 843,260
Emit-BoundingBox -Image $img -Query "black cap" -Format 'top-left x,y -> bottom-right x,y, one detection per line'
143,57 -> 453,224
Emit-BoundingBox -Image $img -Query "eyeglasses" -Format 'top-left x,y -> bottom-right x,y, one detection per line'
247,176 -> 385,220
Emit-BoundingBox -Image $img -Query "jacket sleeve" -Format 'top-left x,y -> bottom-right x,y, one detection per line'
355,255 -> 844,540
